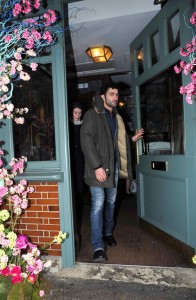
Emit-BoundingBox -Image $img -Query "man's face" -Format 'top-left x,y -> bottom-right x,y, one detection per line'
103,88 -> 119,110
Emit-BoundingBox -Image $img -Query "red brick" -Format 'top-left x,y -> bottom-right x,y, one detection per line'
36,186 -> 58,192
49,219 -> 60,225
38,199 -> 59,205
26,212 -> 37,218
47,193 -> 58,198
38,212 -> 60,218
48,206 -> 59,212
21,218 -> 43,224
37,224 -> 57,231
28,193 -> 42,199
29,199 -> 37,205
26,224 -> 38,230
28,206 -> 43,212
22,230 -> 44,237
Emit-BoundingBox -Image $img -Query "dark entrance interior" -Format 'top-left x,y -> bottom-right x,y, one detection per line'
74,184 -> 193,267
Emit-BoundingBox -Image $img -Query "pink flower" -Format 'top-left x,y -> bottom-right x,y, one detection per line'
30,63 -> 38,71
20,71 -> 30,81
191,72 -> 196,83
10,265 -> 21,276
25,39 -> 34,49
20,179 -> 27,186
12,275 -> 22,284
43,31 -> 53,43
14,117 -> 25,124
12,4 -> 22,16
4,36 -> 12,42
0,266 -> 11,276
16,234 -> 29,249
39,290 -> 45,297
0,186 -> 8,198
27,273 -> 37,284
180,48 -> 189,57
43,10 -> 57,25
32,29 -> 41,40
14,52 -> 22,60
174,65 -> 181,74
34,0 -> 40,9
190,12 -> 196,25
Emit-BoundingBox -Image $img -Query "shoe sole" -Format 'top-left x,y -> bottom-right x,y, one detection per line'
93,257 -> 106,262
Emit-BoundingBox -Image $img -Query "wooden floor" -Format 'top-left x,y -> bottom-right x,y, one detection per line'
76,193 -> 194,267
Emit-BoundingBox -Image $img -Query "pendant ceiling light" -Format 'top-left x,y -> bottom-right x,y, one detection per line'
86,45 -> 113,63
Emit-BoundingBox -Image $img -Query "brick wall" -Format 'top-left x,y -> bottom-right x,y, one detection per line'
18,182 -> 62,256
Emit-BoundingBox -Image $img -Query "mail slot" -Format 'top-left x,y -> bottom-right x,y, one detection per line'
151,161 -> 168,171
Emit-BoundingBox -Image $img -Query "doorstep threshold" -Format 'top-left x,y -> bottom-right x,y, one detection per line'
48,262 -> 196,289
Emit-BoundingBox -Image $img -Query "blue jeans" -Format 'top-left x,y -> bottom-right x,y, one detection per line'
90,166 -> 118,252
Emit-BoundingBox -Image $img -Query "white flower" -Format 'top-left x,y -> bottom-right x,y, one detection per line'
16,64 -> 23,72
17,47 -> 24,53
26,49 -> 36,57
43,260 -> 52,268
1,85 -> 8,92
6,104 -> 14,112
2,75 -> 10,84
14,207 -> 22,215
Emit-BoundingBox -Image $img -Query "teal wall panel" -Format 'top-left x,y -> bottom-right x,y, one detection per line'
141,174 -> 188,243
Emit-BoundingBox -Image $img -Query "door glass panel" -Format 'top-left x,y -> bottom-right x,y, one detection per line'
168,11 -> 180,53
151,31 -> 160,65
137,46 -> 144,75
140,64 -> 184,155
12,63 -> 56,161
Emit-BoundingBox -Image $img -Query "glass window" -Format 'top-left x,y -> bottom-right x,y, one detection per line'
168,11 -> 180,53
151,31 -> 160,65
137,46 -> 144,75
140,64 -> 184,155
12,63 -> 56,161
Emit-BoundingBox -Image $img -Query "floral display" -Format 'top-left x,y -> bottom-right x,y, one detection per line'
0,149 -> 67,299
0,0 -> 62,124
174,11 -> 196,104
0,1 -> 67,299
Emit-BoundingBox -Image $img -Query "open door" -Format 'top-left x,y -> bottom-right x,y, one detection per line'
130,0 -> 196,255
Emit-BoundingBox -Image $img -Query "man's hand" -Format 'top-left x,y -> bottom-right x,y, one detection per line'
95,167 -> 107,182
132,128 -> 144,142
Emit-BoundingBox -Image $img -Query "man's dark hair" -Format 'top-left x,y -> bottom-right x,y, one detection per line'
100,81 -> 119,95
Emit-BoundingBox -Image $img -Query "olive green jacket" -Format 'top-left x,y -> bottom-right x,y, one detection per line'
80,94 -> 133,187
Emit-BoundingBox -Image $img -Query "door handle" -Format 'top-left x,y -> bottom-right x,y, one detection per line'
137,181 -> 140,184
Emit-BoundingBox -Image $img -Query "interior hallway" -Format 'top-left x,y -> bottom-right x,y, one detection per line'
76,190 -> 194,268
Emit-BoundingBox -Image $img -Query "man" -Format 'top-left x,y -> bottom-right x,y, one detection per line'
81,82 -> 143,262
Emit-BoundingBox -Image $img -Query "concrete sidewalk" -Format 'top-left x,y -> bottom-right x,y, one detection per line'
45,263 -> 196,299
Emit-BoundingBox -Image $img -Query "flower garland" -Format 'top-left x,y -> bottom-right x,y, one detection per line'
0,0 -> 63,124
174,11 -> 196,104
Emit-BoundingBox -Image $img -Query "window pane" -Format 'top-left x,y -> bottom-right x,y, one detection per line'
151,31 -> 160,65
168,11 -> 180,53
13,63 -> 56,161
140,64 -> 184,155
137,46 -> 144,75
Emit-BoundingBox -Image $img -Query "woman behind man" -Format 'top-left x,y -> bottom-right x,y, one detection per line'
69,102 -> 85,253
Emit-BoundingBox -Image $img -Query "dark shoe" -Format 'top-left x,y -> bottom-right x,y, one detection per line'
93,249 -> 106,262
103,235 -> 117,247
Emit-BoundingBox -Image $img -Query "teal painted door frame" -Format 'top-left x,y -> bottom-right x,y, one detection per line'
130,0 -> 196,250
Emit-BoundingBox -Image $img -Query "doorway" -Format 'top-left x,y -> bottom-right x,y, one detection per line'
65,0 -> 195,267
